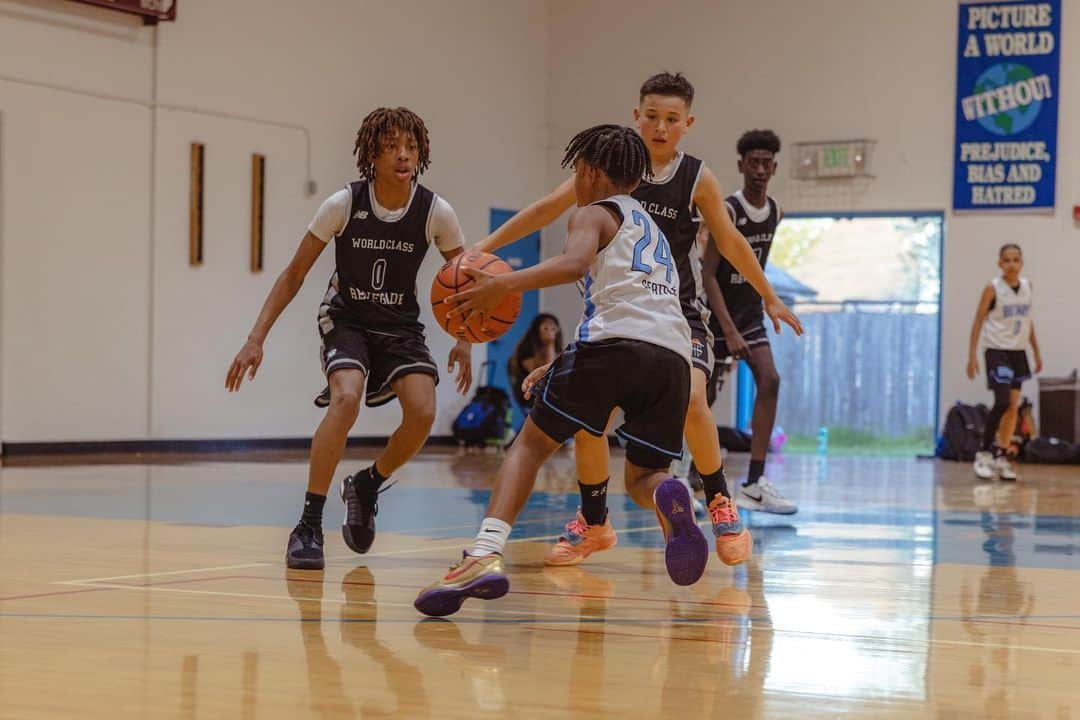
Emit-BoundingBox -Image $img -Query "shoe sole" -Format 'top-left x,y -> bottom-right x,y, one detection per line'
543,537 -> 617,567
286,555 -> 325,570
716,529 -> 752,566
735,494 -> 797,515
414,574 -> 510,617
653,479 -> 708,586
340,478 -> 375,554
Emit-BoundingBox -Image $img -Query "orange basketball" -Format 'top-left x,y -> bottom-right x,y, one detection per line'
431,251 -> 522,343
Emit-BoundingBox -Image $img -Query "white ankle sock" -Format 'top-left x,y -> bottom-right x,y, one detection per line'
469,517 -> 512,556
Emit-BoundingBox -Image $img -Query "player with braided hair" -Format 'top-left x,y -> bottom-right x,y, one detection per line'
226,106 -> 473,570
473,72 -> 803,571
415,123 -> 711,616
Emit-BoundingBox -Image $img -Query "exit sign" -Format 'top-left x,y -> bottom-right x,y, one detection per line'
793,139 -> 876,180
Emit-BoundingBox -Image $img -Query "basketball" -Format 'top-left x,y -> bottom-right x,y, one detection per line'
431,250 -> 522,343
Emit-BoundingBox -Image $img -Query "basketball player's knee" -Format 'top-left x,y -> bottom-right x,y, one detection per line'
758,370 -> 780,399
404,398 -> 436,432
329,389 -> 361,418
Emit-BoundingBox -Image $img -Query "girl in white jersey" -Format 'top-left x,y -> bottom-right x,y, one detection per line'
966,243 -> 1043,480
414,125 -> 715,617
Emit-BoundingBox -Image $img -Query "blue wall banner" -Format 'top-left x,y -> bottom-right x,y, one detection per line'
953,0 -> 1061,212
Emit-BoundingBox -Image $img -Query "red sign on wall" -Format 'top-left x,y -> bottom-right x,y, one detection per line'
68,0 -> 177,23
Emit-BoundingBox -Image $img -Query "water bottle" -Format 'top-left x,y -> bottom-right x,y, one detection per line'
816,426 -> 829,455
770,425 -> 787,454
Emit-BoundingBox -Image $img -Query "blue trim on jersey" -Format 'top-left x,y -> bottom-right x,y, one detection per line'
577,272 -> 595,343
614,427 -> 683,460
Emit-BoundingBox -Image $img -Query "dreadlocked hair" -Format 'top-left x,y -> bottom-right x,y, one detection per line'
560,124 -> 651,189
353,107 -> 431,180
736,129 -> 781,157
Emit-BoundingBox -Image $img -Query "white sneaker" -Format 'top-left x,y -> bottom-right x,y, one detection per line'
994,454 -> 1018,481
973,451 -> 996,480
736,478 -> 798,515
672,475 -> 707,518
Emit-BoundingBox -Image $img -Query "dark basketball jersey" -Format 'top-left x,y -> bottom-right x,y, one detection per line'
632,153 -> 705,323
328,180 -> 435,330
711,192 -> 780,333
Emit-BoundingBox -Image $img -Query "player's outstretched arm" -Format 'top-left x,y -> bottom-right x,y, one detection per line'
226,232 -> 326,391
966,284 -> 995,380
1030,321 -> 1043,374
695,168 -> 803,336
700,229 -> 749,360
473,178 -> 576,254
450,205 -> 611,318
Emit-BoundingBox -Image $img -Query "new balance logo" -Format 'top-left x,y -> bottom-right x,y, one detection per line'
353,210 -> 369,220
737,217 -> 748,226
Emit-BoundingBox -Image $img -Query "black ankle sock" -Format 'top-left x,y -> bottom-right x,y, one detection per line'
579,478 -> 609,526
745,460 -> 766,487
701,467 -> 730,506
356,464 -> 388,502
301,492 -> 326,527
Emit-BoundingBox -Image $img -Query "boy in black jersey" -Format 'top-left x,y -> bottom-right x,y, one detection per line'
702,129 -> 797,515
475,74 -> 802,568
226,108 -> 473,569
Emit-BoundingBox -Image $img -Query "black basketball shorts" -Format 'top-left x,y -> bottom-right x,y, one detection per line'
529,339 -> 691,469
318,305 -> 438,408
985,348 -> 1031,391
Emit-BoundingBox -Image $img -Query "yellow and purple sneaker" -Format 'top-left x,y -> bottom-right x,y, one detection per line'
414,552 -> 509,617
544,510 -> 618,566
653,478 -> 709,586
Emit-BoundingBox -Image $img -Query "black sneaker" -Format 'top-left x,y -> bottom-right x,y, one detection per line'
286,522 -> 325,570
313,385 -> 331,408
341,473 -> 380,554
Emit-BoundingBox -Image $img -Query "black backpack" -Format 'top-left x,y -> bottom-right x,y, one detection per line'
452,362 -> 511,447
938,402 -> 988,461
1024,437 -> 1080,464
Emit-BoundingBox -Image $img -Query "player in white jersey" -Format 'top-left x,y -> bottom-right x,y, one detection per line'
413,125 -> 712,617
966,243 -> 1042,480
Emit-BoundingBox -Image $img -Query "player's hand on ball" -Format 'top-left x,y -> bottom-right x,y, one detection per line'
522,362 -> 552,401
226,340 -> 263,392
448,340 -> 473,394
766,299 -> 803,336
449,268 -> 508,321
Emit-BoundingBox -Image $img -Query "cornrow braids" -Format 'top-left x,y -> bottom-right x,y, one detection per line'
560,124 -> 652,188
353,107 -> 431,180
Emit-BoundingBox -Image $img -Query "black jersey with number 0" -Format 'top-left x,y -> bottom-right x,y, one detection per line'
328,180 -> 435,330
632,153 -> 705,323
711,193 -> 780,333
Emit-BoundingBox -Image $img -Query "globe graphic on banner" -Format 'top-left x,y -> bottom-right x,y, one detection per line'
973,63 -> 1042,136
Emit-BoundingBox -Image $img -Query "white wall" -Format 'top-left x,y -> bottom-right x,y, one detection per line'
5,0 -> 1077,443
0,0 -> 549,442
546,0 -> 1080,428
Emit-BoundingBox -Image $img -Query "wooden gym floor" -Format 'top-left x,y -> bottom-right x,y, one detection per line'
1,450 -> 1078,719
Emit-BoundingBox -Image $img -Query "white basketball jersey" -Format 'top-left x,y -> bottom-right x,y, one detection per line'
573,195 -> 692,364
982,276 -> 1033,350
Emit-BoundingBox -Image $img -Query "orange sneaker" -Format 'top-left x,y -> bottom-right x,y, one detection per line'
708,495 -> 752,566
543,510 -> 617,566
